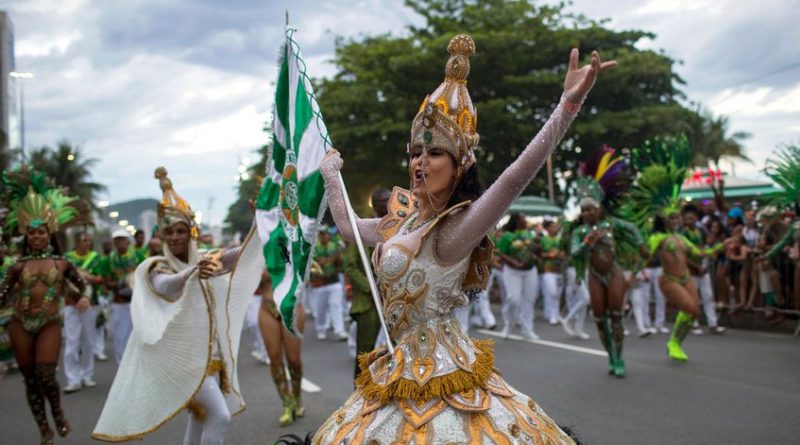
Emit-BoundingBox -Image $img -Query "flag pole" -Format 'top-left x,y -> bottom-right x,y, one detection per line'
281,17 -> 394,354
334,173 -> 395,354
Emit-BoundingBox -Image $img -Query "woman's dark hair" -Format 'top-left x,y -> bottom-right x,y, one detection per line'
503,212 -> 524,232
681,203 -> 702,218
652,215 -> 667,234
22,233 -> 63,257
446,164 -> 484,209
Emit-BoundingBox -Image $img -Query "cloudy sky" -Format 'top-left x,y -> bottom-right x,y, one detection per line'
4,0 -> 799,225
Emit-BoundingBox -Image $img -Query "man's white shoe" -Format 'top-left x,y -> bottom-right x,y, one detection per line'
82,378 -> 97,388
559,317 -> 575,337
500,325 -> 511,339
317,333 -> 327,341
657,326 -> 670,334
335,332 -> 349,341
523,330 -> 539,341
95,353 -> 108,362
577,331 -> 590,340
63,383 -> 82,393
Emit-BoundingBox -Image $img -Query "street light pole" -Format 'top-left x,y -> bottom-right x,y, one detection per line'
9,71 -> 33,160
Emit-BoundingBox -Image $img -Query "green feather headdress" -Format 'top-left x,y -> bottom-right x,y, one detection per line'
764,144 -> 800,211
625,135 -> 692,231
2,165 -> 78,235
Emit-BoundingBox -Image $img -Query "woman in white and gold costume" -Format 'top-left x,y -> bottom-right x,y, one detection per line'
92,168 -> 264,444
314,34 -> 614,444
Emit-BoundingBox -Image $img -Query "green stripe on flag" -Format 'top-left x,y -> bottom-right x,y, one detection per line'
279,278 -> 298,329
256,179 -> 280,210
293,80 -> 314,154
297,171 -> 325,216
264,229 -> 287,285
275,47 -> 290,140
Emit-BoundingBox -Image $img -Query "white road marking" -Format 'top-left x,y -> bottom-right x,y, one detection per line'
301,377 -> 321,393
476,329 -> 608,357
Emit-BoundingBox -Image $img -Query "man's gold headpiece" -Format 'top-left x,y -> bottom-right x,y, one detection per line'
409,34 -> 479,176
155,167 -> 198,239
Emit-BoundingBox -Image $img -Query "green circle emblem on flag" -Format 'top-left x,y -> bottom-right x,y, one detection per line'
280,151 -> 300,242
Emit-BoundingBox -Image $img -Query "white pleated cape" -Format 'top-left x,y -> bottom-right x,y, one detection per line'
92,229 -> 264,442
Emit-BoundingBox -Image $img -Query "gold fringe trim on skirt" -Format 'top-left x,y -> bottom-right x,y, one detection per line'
355,339 -> 495,404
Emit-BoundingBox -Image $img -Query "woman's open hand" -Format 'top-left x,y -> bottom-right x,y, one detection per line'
563,49 -> 617,104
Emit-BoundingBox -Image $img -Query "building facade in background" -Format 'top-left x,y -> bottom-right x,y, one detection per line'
0,10 -> 22,166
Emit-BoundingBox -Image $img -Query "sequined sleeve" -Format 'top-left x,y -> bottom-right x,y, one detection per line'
219,246 -> 242,271
0,263 -> 21,307
320,159 -> 383,246
149,266 -> 196,302
438,95 -> 580,263
64,261 -> 88,297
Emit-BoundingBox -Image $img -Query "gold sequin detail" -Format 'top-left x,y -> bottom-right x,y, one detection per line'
509,423 -> 521,437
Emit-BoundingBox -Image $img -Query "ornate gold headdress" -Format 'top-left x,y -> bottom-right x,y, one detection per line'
154,167 -> 198,239
409,34 -> 479,176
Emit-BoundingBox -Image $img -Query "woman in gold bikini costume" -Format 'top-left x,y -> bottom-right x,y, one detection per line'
314,34 -> 615,444
0,166 -> 88,444
257,271 -> 306,427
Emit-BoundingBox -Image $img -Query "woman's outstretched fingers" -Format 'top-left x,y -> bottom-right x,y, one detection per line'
569,48 -> 580,72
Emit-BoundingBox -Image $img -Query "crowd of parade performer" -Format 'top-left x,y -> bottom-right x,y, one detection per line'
2,27 -> 799,445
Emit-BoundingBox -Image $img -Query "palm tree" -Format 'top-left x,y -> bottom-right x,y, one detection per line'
689,109 -> 752,170
28,140 -> 107,210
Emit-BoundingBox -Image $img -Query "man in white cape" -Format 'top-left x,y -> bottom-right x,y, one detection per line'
92,167 -> 264,444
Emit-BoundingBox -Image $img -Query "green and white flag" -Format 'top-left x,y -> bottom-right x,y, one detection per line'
256,28 -> 329,332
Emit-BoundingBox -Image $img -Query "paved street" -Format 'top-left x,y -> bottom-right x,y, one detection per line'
1,308 -> 799,444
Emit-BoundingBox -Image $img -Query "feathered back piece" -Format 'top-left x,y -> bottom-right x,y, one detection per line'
764,144 -> 800,211
571,145 -> 629,212
625,134 -> 692,230
2,164 -> 79,234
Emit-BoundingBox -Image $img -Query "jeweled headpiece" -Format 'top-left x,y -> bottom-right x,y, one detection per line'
154,167 -> 198,239
2,165 -> 78,234
409,34 -> 479,176
571,145 -> 629,210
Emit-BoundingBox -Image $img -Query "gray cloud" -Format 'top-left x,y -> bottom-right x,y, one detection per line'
4,0 -> 797,225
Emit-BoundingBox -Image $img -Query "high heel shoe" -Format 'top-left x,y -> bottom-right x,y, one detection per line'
38,426 -> 54,445
279,398 -> 296,427
54,412 -> 71,437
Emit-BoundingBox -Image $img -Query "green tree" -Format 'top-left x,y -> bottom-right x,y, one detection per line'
28,140 -> 107,210
314,0 -> 701,208
688,109 -> 751,169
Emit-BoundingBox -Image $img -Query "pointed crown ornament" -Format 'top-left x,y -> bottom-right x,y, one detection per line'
409,34 -> 479,176
154,167 -> 198,239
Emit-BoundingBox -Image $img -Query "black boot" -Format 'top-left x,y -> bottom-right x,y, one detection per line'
36,364 -> 70,438
21,366 -> 53,444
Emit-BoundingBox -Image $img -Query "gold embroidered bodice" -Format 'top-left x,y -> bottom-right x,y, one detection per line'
366,216 -> 481,393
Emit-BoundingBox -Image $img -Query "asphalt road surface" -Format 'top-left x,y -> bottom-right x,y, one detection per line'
1,309 -> 798,444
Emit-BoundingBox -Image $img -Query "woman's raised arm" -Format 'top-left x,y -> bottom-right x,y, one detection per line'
437,50 -> 616,263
